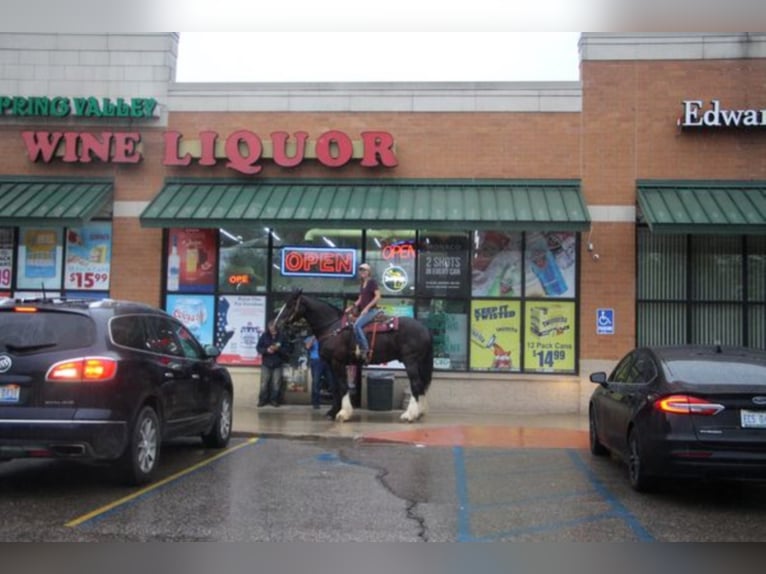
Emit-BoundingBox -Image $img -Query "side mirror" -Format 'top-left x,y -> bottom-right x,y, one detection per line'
204,344 -> 221,359
590,371 -> 608,385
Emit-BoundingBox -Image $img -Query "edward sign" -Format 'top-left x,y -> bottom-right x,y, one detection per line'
679,99 -> 766,128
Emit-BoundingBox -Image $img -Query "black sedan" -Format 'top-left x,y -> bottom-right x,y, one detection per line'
589,345 -> 766,492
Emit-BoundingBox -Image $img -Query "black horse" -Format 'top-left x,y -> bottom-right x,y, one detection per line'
276,290 -> 434,422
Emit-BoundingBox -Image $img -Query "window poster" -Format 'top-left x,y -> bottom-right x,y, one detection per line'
470,300 -> 521,371
524,301 -> 576,373
417,233 -> 470,298
472,231 -> 522,298
168,228 -> 217,293
64,222 -> 112,291
215,295 -> 266,366
166,294 -> 215,347
0,227 -> 14,291
525,231 -> 577,298
17,228 -> 63,291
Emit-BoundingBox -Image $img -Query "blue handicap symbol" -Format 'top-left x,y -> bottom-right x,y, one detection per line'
597,309 -> 614,334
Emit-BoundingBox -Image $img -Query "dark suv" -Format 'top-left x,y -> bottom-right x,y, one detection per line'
0,297 -> 233,485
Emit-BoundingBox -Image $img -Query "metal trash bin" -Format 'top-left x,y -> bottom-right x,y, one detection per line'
366,372 -> 394,411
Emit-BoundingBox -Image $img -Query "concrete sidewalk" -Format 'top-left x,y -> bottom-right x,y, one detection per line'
232,404 -> 590,449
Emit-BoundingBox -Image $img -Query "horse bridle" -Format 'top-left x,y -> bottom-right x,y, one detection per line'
284,293 -> 344,341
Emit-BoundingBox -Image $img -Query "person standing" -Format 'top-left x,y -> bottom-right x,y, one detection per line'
305,334 -> 334,409
256,320 -> 290,407
345,262 -> 382,363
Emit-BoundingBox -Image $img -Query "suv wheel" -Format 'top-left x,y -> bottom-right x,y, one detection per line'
119,405 -> 160,485
202,389 -> 232,448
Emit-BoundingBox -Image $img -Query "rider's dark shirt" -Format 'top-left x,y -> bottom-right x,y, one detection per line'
358,279 -> 379,310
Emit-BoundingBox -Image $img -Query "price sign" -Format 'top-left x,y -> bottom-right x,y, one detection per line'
64,223 -> 112,291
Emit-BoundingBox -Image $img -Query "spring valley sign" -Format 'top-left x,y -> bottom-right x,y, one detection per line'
5,95 -> 398,173
678,99 -> 766,128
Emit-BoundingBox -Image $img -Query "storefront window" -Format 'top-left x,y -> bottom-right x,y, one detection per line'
524,300 -> 576,373
270,226 -> 361,295
366,229 -> 416,297
166,228 -> 217,294
524,231 -> 577,298
218,227 -> 269,294
17,227 -> 63,292
471,231 -> 522,297
417,230 -> 470,298
417,298 -> 468,370
637,230 -> 765,350
470,299 -> 521,372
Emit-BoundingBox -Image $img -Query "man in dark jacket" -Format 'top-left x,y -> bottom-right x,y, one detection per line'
256,320 -> 291,407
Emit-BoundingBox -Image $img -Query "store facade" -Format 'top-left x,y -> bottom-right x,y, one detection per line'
0,33 -> 764,413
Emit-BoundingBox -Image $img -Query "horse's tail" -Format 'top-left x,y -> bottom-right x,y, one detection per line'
419,328 -> 434,394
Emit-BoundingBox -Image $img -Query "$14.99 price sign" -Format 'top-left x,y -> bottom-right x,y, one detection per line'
67,271 -> 109,290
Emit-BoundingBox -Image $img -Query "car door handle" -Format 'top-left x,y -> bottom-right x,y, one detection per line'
191,373 -> 200,380
164,371 -> 176,379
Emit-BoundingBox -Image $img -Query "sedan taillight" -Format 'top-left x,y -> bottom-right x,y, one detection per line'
46,357 -> 118,382
654,394 -> 724,416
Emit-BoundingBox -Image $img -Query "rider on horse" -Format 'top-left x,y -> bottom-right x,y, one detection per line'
345,262 -> 382,364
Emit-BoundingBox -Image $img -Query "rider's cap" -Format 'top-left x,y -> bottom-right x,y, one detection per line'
358,263 -> 371,271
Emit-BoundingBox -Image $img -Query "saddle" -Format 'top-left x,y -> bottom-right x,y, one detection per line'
341,312 -> 399,334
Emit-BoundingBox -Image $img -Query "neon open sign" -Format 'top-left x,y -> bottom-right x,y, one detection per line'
280,247 -> 357,278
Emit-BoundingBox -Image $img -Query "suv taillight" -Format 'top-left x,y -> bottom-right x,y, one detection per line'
46,357 -> 117,382
654,394 -> 725,416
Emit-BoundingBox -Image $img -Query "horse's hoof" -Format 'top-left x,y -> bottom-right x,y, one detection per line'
400,412 -> 414,423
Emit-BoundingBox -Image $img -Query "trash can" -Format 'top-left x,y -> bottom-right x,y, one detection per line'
366,373 -> 394,411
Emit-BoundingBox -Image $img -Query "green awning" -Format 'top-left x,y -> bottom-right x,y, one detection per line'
140,179 -> 590,232
0,178 -> 113,227
637,181 -> 766,235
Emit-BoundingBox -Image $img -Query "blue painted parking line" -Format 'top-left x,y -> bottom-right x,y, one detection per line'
452,446 -> 655,541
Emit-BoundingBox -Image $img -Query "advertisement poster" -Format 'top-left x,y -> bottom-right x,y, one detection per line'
0,228 -> 14,290
525,231 -> 577,298
17,228 -> 62,291
166,294 -> 215,347
167,228 -> 217,293
470,300 -> 521,371
472,231 -> 523,298
418,251 -> 469,297
370,299 -> 414,369
215,295 -> 266,366
64,223 -> 112,291
524,301 -> 576,373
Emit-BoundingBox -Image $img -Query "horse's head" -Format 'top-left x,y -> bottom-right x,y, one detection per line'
276,288 -> 305,329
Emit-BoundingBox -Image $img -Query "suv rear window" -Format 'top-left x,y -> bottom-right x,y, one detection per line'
0,310 -> 96,353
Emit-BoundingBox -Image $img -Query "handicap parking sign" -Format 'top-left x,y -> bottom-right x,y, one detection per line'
597,308 -> 614,335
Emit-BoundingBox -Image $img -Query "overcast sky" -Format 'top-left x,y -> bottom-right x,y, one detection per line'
175,32 -> 582,83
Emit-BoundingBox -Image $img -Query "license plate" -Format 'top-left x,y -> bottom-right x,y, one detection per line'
741,410 -> 766,428
0,384 -> 20,404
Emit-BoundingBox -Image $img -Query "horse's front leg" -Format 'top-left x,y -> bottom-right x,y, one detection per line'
335,365 -> 356,423
326,362 -> 346,421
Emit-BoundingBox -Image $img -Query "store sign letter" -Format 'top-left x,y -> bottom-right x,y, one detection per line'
21,131 -> 142,163
679,100 -> 766,128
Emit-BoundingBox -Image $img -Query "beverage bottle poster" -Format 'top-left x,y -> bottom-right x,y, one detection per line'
0,228 -> 14,291
524,301 -> 576,373
470,300 -> 521,371
524,231 -> 577,298
471,231 -> 522,298
64,223 -> 112,291
166,294 -> 215,346
17,228 -> 62,291
168,228 -> 217,293
215,295 -> 266,366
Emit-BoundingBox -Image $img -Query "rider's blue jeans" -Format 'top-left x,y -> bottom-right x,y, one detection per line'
354,308 -> 381,352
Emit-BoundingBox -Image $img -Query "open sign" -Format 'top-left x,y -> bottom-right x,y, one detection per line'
281,247 -> 357,278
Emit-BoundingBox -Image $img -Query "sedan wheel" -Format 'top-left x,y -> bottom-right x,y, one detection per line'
589,408 -> 608,456
627,428 -> 655,492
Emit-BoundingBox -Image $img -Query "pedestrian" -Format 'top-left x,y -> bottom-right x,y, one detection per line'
345,262 -> 382,363
256,320 -> 291,407
305,334 -> 334,409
